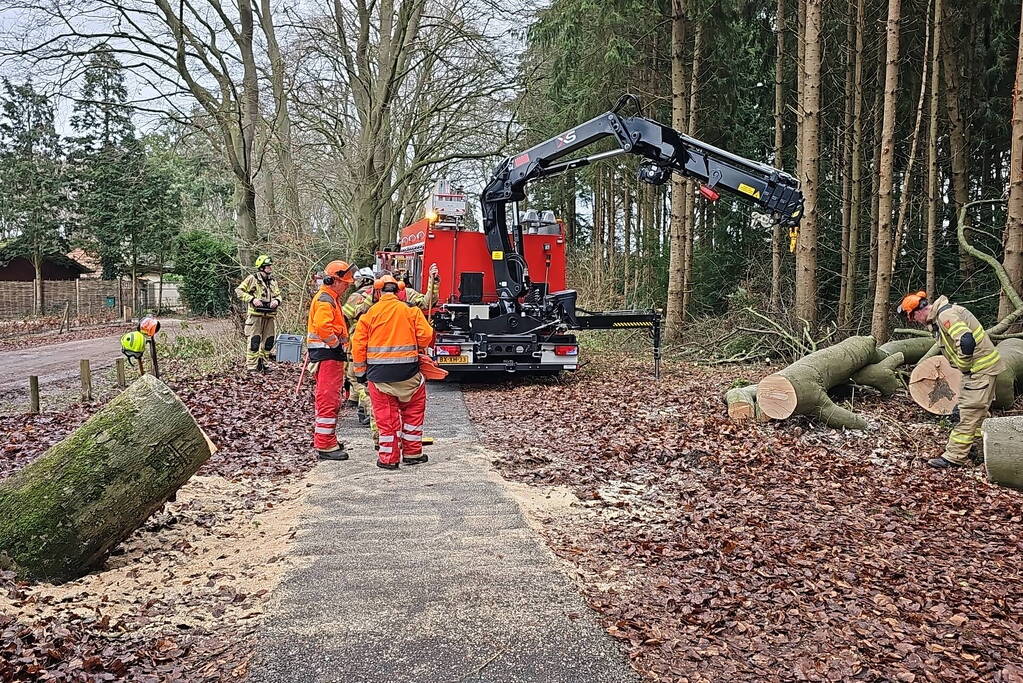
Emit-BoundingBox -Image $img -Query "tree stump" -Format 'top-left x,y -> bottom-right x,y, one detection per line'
0,374 -> 214,582
725,384 -> 763,421
757,336 -> 878,429
982,416 -> 1023,490
908,356 -> 962,415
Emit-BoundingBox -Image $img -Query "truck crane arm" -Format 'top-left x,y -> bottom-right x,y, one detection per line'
482,94 -> 804,301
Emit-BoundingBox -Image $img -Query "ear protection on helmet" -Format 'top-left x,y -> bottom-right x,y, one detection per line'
323,262 -> 356,285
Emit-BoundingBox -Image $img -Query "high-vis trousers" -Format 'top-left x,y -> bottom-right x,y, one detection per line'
245,314 -> 276,370
313,359 -> 345,451
943,372 -> 998,464
368,381 -> 426,465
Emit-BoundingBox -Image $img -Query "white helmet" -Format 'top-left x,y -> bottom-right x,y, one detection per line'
355,266 -> 375,283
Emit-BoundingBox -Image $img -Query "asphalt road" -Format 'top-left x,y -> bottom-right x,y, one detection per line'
249,383 -> 638,683
0,319 -> 232,397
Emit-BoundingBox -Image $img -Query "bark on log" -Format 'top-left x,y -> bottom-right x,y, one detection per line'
758,336 -> 878,429
725,385 -> 763,421
908,355 -> 962,415
992,338 -> 1023,409
982,416 -> 1023,490
850,352 -> 905,396
0,375 -> 213,582
878,337 -> 935,365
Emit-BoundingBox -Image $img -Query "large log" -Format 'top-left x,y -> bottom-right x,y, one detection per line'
908,338 -> 1023,414
992,338 -> 1023,409
725,384 -> 763,421
850,352 -> 905,396
757,336 -> 878,429
878,337 -> 935,365
0,375 -> 213,582
982,416 -> 1023,490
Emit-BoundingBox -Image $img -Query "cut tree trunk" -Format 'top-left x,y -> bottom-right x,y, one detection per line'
908,355 -> 962,415
757,336 -> 879,429
851,352 -> 905,396
909,339 -> 1023,414
879,337 -> 936,365
982,416 -> 1023,490
993,338 -> 1023,409
0,375 -> 214,582
725,385 -> 763,421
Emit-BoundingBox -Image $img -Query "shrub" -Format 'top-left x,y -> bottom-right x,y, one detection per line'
176,230 -> 236,316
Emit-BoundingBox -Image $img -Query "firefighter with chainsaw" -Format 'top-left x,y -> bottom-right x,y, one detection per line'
235,255 -> 282,372
351,274 -> 435,470
345,263 -> 440,444
899,291 -> 1005,469
307,260 -> 358,460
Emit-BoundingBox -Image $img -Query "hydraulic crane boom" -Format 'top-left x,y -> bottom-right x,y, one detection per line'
482,94 -> 804,301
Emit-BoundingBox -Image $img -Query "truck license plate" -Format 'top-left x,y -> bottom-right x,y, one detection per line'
438,355 -> 468,364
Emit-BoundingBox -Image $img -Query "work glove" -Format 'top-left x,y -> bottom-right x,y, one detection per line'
252,298 -> 264,308
270,299 -> 280,309
429,262 -> 440,283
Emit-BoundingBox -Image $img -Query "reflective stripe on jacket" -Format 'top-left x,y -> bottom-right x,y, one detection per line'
926,295 -> 1005,375
351,293 -> 434,383
235,272 -> 282,317
306,286 -> 349,362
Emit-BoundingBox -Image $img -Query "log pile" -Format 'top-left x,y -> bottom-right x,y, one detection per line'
0,375 -> 214,582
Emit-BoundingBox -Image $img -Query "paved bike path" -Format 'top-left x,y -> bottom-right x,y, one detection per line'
248,383 -> 637,683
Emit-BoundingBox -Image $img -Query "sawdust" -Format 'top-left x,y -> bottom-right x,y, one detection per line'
488,453 -> 580,531
0,473 -> 312,637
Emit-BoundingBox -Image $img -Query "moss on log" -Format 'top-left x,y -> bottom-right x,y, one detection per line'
0,375 -> 213,582
757,336 -> 878,429
725,385 -> 763,421
982,416 -> 1023,490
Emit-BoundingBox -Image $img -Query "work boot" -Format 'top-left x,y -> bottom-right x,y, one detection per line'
376,460 -> 399,471
928,456 -> 963,469
357,406 -> 371,426
403,454 -> 429,465
317,447 -> 349,461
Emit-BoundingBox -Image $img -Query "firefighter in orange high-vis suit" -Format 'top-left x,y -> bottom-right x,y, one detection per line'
351,275 -> 434,470
307,260 -> 357,460
899,291 -> 1006,469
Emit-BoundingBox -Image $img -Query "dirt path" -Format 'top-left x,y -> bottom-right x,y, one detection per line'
0,319 -> 232,403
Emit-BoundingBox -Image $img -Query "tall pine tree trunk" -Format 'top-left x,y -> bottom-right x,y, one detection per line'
771,0 -> 786,310
926,0 -> 943,297
941,4 -> 975,282
870,0 -> 902,342
1000,9 -> 1023,321
795,0 -> 822,323
682,21 -> 702,321
838,0 -> 856,326
666,0 -> 688,338
840,0 -> 866,328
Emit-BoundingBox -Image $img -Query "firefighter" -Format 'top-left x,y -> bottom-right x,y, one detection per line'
342,267 -> 379,423
348,264 -> 441,444
235,255 -> 282,373
351,274 -> 435,470
307,260 -> 358,460
899,291 -> 1006,468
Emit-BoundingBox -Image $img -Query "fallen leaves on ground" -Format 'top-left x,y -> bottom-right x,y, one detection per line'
466,355 -> 1023,682
0,362 -> 318,680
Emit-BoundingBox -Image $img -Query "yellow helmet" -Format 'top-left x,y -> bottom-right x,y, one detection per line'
121,331 -> 146,358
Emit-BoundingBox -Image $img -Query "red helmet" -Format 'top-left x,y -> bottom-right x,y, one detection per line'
419,353 -> 448,381
138,316 -> 160,337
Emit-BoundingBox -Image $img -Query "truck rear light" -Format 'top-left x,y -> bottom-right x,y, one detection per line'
554,345 -> 578,356
436,344 -> 462,356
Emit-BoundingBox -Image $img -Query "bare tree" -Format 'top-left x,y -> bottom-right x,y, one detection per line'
1000,8 -> 1023,321
794,0 -> 821,323
665,0 -> 688,339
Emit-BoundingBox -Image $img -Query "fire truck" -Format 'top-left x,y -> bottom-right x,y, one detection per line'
378,94 -> 804,377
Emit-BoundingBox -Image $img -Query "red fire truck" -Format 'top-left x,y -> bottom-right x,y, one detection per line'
378,95 -> 804,377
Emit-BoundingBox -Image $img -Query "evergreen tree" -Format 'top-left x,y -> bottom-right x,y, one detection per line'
0,79 -> 66,315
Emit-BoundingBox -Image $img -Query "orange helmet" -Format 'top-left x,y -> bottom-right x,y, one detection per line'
323,260 -> 356,286
138,315 -> 160,337
373,274 -> 405,291
897,291 -> 929,317
419,352 -> 448,381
